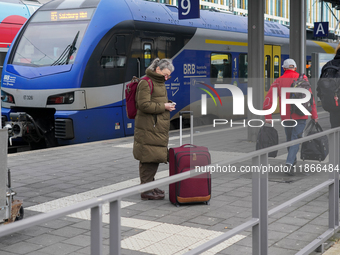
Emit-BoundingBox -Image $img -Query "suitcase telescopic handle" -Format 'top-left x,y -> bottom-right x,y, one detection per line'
179,111 -> 193,146
180,144 -> 198,148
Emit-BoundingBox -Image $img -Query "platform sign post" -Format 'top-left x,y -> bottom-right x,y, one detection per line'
178,0 -> 200,20
0,129 -> 8,223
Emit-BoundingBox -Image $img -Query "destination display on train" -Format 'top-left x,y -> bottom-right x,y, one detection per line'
50,10 -> 88,21
32,8 -> 95,22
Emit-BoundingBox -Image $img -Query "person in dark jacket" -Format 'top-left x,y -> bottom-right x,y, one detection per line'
317,43 -> 340,128
263,59 -> 318,175
133,58 -> 175,200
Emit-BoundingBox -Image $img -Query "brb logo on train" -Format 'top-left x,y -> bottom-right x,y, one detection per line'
196,83 -> 312,128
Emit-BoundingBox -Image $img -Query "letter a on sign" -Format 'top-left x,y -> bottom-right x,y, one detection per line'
316,23 -> 325,34
314,22 -> 328,37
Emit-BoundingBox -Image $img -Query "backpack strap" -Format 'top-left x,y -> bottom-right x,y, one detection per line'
291,73 -> 305,88
141,77 -> 154,94
322,65 -> 340,72
320,65 -> 340,78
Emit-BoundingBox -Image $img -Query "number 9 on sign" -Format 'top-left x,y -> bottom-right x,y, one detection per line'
178,0 -> 200,20
181,0 -> 191,15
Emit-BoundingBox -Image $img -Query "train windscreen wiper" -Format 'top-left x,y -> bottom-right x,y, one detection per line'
51,31 -> 80,66
66,31 -> 80,64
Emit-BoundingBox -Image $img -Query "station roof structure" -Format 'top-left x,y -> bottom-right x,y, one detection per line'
322,0 -> 340,10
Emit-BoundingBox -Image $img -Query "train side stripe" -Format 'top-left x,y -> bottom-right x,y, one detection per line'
205,39 -> 248,46
312,40 -> 335,54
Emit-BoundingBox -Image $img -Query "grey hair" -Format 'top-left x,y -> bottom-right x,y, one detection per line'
147,58 -> 175,72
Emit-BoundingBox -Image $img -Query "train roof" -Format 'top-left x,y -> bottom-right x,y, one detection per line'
125,0 -> 289,38
39,0 -> 289,38
0,0 -> 30,22
0,0 -> 41,22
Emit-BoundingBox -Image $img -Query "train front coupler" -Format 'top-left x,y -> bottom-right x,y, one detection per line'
3,112 -> 44,146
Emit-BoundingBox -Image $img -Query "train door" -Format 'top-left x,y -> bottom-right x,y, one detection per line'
264,45 -> 281,113
141,39 -> 154,76
124,39 -> 155,136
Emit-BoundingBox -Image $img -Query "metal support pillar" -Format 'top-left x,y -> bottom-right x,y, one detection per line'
252,156 -> 261,255
91,205 -> 103,255
259,154 -> 268,255
290,0 -> 307,74
328,132 -> 335,228
311,53 -> 319,100
335,131 -> 339,226
252,153 -> 268,255
0,129 -> 7,223
328,132 -> 339,229
110,200 -> 121,255
247,0 -> 264,142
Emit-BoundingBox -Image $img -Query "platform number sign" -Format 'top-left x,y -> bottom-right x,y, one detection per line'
314,22 -> 328,38
178,0 -> 200,20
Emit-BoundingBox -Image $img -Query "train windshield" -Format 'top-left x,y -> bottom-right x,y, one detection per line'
11,9 -> 94,67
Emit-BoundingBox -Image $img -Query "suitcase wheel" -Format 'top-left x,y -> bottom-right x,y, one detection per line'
205,201 -> 210,205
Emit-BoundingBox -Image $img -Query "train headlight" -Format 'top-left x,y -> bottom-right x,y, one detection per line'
1,90 -> 15,104
47,92 -> 74,105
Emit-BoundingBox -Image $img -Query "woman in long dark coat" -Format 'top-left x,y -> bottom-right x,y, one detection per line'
133,58 -> 175,200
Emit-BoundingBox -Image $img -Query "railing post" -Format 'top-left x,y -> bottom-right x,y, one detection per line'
259,153 -> 268,255
329,132 -> 336,229
91,205 -> 103,255
252,153 -> 268,255
0,130 -> 8,224
252,156 -> 260,255
335,131 -> 339,226
179,113 -> 182,146
329,131 -> 340,229
110,199 -> 121,255
337,131 -> 339,226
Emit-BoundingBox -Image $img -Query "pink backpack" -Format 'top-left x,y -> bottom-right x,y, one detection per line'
125,76 -> 153,119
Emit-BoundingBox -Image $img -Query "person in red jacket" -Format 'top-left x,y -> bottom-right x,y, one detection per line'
263,59 -> 318,175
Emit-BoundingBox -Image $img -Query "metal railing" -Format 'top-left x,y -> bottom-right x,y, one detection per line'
0,127 -> 339,255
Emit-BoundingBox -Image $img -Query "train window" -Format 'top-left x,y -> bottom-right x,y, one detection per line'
11,22 -> 88,66
274,55 -> 280,79
265,55 -> 271,91
100,56 -> 126,68
115,36 -> 126,55
144,44 -> 152,68
210,53 -> 232,83
0,52 -> 7,83
239,54 -> 248,83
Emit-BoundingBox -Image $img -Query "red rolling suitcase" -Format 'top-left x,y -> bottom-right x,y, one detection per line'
169,111 -> 211,206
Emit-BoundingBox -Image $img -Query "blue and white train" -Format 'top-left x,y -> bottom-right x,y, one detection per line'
0,0 -> 337,148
